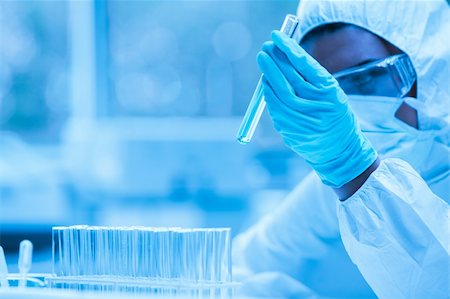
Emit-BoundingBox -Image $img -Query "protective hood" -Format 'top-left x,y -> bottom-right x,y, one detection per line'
296,0 -> 450,126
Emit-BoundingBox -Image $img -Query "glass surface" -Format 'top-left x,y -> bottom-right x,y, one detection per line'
236,78 -> 266,144
334,54 -> 416,97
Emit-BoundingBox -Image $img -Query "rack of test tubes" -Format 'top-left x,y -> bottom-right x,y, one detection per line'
0,225 -> 237,299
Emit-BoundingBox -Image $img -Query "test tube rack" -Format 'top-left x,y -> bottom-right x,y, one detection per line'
47,225 -> 236,297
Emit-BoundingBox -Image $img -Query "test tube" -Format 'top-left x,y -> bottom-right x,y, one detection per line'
236,14 -> 300,144
18,240 -> 33,288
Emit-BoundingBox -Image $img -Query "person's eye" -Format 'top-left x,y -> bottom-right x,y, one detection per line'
367,68 -> 385,78
351,74 -> 373,86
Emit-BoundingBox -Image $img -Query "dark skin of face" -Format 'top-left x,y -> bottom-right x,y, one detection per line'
300,25 -> 418,200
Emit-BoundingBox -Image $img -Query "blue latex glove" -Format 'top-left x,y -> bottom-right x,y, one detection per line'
257,30 -> 377,188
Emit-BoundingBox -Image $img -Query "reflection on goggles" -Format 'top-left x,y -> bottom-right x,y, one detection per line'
333,54 -> 417,98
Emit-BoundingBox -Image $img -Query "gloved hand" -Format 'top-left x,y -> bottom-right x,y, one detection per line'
257,30 -> 377,188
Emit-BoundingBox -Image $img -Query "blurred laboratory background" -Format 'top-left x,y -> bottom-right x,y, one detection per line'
0,0 -> 309,273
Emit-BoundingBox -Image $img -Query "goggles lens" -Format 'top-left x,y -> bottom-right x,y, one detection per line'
333,54 -> 417,98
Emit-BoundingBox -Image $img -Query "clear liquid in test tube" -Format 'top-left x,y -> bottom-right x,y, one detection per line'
236,14 -> 300,144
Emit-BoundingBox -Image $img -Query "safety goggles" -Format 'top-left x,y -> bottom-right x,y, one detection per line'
333,54 -> 417,98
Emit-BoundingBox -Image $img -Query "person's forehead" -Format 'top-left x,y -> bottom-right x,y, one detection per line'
301,26 -> 391,74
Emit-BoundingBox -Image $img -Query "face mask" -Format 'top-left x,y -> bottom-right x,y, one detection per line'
348,95 -> 449,198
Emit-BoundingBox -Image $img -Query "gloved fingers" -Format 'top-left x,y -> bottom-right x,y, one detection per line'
262,76 -> 353,160
261,71 -> 336,120
261,76 -> 330,130
271,30 -> 336,87
261,75 -> 296,116
257,51 -> 296,100
261,41 -> 325,99
261,76 -> 306,123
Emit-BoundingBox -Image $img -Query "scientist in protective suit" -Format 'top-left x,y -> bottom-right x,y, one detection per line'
233,0 -> 449,298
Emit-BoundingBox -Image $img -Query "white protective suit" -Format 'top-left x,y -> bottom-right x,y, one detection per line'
233,1 -> 450,298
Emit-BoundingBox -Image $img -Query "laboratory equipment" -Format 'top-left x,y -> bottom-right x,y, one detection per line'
0,247 -> 9,288
0,226 -> 237,298
0,241 -> 45,290
333,54 -> 417,97
49,225 -> 234,296
236,14 -> 301,144
18,240 -> 33,288
51,226 -> 231,277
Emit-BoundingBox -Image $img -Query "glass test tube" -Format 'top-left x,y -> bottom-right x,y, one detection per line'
236,14 -> 300,144
18,240 -> 33,288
